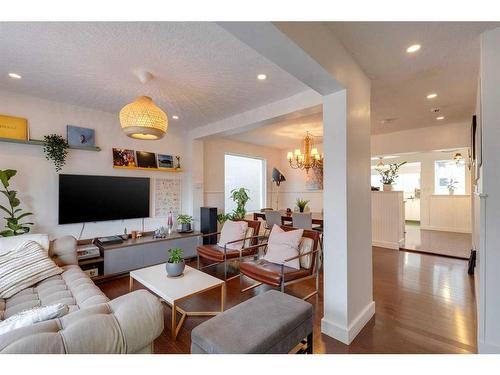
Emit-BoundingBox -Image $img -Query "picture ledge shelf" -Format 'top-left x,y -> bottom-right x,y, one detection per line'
0,137 -> 101,151
113,165 -> 183,173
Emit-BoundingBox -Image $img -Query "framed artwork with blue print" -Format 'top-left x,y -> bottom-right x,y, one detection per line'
67,125 -> 95,147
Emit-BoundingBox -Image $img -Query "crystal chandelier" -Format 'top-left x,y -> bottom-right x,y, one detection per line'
286,132 -> 323,174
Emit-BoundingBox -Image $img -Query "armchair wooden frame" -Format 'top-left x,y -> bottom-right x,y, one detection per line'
239,226 -> 322,300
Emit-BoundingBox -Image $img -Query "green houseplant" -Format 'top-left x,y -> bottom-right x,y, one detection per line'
295,198 -> 310,213
217,187 -> 250,224
378,161 -> 407,191
177,214 -> 193,232
43,134 -> 69,172
0,169 -> 34,237
166,248 -> 185,277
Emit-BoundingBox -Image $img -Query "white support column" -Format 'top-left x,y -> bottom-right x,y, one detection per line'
321,88 -> 374,345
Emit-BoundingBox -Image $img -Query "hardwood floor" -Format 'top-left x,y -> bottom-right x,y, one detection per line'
97,247 -> 477,354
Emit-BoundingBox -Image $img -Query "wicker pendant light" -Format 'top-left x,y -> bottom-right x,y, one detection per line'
119,96 -> 168,140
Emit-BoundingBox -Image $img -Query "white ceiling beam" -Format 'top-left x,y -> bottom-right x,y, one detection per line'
217,22 -> 343,95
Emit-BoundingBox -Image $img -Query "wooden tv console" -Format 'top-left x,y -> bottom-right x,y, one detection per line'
77,231 -> 202,281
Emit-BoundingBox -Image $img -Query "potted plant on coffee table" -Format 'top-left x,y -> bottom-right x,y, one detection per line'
177,214 -> 193,232
166,248 -> 185,277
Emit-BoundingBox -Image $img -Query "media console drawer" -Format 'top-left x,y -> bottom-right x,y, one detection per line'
103,233 -> 200,275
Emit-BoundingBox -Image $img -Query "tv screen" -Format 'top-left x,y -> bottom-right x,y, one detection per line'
59,174 -> 150,224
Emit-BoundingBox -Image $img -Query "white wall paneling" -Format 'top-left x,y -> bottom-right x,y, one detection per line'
371,191 -> 405,249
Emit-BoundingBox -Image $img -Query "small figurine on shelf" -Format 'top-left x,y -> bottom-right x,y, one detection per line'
167,211 -> 174,234
175,156 -> 181,169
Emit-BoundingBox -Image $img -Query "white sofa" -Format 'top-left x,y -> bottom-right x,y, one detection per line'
0,234 -> 164,354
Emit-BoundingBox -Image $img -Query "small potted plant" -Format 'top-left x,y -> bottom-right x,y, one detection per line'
378,161 -> 407,191
177,214 -> 193,232
447,179 -> 458,195
296,198 -> 310,213
166,248 -> 185,277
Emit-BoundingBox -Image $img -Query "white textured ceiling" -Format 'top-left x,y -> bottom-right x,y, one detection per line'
326,22 -> 500,134
0,22 -> 308,130
226,111 -> 323,150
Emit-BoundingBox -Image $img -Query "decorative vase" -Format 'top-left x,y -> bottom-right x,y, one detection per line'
166,259 -> 185,277
299,207 -> 305,213
181,223 -> 191,232
383,184 -> 393,192
449,189 -> 455,195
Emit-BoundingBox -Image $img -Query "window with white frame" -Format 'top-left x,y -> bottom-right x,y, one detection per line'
434,160 -> 466,195
224,154 -> 266,214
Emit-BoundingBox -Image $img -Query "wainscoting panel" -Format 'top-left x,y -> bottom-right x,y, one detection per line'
423,195 -> 471,233
372,191 -> 405,249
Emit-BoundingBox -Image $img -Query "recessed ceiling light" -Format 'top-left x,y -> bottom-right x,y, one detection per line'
436,116 -> 445,120
257,74 -> 267,80
8,72 -> 22,79
426,93 -> 437,99
172,115 -> 179,120
406,44 -> 421,53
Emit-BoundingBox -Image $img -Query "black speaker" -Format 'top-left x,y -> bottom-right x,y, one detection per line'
200,207 -> 218,244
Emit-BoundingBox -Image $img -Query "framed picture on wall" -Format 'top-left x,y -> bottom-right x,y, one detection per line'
157,154 -> 174,168
112,148 -> 136,167
136,151 -> 158,169
305,168 -> 323,190
0,114 -> 28,140
67,125 -> 95,147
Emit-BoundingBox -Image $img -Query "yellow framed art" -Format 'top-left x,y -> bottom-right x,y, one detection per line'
0,114 -> 28,140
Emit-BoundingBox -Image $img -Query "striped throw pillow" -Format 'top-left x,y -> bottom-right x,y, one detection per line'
0,240 -> 63,299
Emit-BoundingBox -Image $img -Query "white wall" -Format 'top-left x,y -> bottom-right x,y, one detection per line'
476,27 -> 500,353
0,90 -> 190,239
371,122 -> 470,156
202,137 -> 281,214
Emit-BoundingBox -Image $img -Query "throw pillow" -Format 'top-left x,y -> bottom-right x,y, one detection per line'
264,225 -> 304,270
217,221 -> 249,250
0,303 -> 69,335
0,240 -> 63,299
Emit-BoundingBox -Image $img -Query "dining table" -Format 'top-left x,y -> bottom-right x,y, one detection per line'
253,210 -> 323,226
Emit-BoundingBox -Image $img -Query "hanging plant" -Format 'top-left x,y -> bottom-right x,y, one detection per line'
43,134 -> 69,172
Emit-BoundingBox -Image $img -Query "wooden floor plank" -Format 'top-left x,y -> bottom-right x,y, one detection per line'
97,247 -> 477,354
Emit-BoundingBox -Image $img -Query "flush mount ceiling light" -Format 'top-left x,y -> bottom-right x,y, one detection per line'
436,116 -> 445,120
426,93 -> 438,99
8,72 -> 22,79
257,74 -> 267,80
172,115 -> 179,120
119,71 -> 168,140
406,44 -> 421,53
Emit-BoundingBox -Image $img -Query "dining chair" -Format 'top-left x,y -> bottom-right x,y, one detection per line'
263,210 -> 282,238
292,212 -> 313,230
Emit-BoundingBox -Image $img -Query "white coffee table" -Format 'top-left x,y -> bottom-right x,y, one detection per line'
129,264 -> 225,340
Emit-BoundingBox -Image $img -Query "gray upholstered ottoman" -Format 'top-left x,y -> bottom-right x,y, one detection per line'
191,290 -> 313,354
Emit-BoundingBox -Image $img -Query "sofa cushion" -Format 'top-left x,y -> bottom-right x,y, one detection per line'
0,241 -> 63,299
1,265 -> 109,320
0,234 -> 50,256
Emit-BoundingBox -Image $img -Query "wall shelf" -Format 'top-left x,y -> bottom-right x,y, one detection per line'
0,137 -> 101,151
113,165 -> 183,172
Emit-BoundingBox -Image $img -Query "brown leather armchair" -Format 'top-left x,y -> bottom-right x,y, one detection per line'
239,226 -> 321,300
197,219 -> 262,281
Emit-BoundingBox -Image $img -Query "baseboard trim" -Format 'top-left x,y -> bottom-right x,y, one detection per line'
321,301 -> 375,345
372,240 -> 399,250
478,340 -> 500,353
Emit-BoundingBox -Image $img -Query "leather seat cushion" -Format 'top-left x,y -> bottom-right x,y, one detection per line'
197,244 -> 257,263
240,259 -> 310,287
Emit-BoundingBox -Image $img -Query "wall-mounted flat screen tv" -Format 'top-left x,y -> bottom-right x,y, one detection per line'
58,174 -> 150,224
